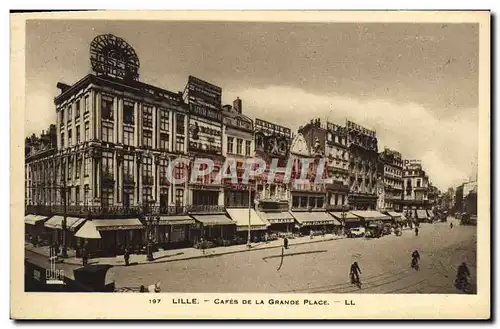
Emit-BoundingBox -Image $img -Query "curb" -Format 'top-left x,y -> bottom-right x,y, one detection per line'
27,236 -> 345,267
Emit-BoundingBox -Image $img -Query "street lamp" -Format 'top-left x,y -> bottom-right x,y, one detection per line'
145,199 -> 159,262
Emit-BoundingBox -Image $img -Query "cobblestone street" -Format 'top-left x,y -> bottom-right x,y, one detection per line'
111,218 -> 476,293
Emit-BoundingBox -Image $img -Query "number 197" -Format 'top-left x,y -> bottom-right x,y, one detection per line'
149,299 -> 161,304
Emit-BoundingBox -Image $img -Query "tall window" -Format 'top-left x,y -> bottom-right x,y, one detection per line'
75,187 -> 80,204
123,100 -> 135,124
176,136 -> 185,153
123,188 -> 133,207
60,108 -> 65,125
84,155 -> 90,177
123,154 -> 134,181
124,126 -> 134,146
60,133 -> 64,148
84,122 -> 89,141
75,159 -> 81,179
75,101 -> 81,119
292,196 -> 300,208
160,133 -> 169,151
159,159 -> 168,184
193,190 -> 218,206
160,109 -> 169,131
227,137 -> 234,154
76,127 -> 81,144
67,129 -> 72,147
236,139 -> 243,155
417,179 -> 421,187
67,105 -> 72,122
143,104 -> 153,128
142,186 -> 153,205
245,140 -> 251,156
102,152 -> 114,178
142,130 -> 152,148
84,95 -> 90,114
176,114 -> 185,135
174,162 -> 185,182
101,95 -> 114,120
142,157 -> 152,182
67,160 -> 72,181
102,124 -> 113,143
175,189 -> 184,206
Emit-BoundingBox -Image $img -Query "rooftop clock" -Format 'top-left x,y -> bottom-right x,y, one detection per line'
90,34 -> 140,81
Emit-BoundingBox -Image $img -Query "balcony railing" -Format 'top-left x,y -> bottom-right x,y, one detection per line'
186,205 -> 226,214
25,204 -> 142,218
326,204 -> 350,211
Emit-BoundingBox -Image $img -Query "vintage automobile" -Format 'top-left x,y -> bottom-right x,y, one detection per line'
348,227 -> 366,238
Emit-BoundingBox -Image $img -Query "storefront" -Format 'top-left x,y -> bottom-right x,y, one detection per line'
291,211 -> 341,235
226,208 -> 269,242
88,218 -> 145,256
329,211 -> 363,231
43,216 -> 86,248
24,215 -> 50,245
157,215 -> 196,249
256,211 -> 295,234
385,211 -> 403,225
192,214 -> 236,243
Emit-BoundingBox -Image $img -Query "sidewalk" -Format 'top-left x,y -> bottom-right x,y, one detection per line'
26,234 -> 345,267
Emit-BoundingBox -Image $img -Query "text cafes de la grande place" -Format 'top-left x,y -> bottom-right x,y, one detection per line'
25,33 -> 464,258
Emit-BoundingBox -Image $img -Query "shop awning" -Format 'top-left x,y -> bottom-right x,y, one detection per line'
92,218 -> 145,231
329,211 -> 362,223
256,211 -> 295,224
158,216 -> 195,226
350,211 -> 391,221
291,211 -> 341,226
25,215 -> 49,226
416,210 -> 429,219
387,211 -> 403,221
226,208 -> 269,231
75,221 -> 102,239
44,216 -> 86,231
192,215 -> 235,226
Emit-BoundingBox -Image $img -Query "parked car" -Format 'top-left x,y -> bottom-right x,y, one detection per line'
348,227 -> 366,238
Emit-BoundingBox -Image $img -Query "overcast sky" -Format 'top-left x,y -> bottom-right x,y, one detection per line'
25,20 -> 479,191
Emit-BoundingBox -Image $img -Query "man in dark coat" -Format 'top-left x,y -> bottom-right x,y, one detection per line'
82,246 -> 89,266
350,261 -> 362,284
415,227 -> 419,236
283,237 -> 289,249
124,246 -> 130,266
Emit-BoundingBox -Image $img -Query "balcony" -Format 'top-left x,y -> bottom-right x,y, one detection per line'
186,205 -> 226,214
25,204 -> 142,218
326,204 -> 350,211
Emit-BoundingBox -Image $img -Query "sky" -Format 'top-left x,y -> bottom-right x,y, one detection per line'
25,20 -> 479,191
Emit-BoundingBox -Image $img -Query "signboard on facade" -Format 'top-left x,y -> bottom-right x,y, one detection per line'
187,76 -> 222,108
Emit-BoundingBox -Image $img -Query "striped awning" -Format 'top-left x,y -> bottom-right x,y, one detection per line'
329,211 -> 362,223
192,215 -> 236,226
158,216 -> 195,226
256,211 -> 295,224
92,218 -> 145,231
387,211 -> 403,221
291,211 -> 341,226
74,221 -> 102,239
350,211 -> 391,221
25,215 -> 49,226
44,216 -> 86,231
226,208 -> 269,231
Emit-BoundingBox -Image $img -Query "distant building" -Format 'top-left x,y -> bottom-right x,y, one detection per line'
346,120 -> 379,210
377,148 -> 403,211
402,159 -> 430,211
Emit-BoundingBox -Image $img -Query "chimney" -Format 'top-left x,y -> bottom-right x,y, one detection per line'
56,82 -> 71,94
233,97 -> 242,114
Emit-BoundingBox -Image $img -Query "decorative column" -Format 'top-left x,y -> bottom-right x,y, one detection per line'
113,96 -> 118,144
133,153 -> 138,205
169,110 -> 174,151
137,152 -> 143,206
113,151 -> 118,204
117,151 -> 123,205
134,102 -> 139,147
79,152 -> 84,205
95,92 -> 102,141
89,90 -> 95,140
118,98 -> 123,144
152,106 -> 157,150
154,156 -> 160,207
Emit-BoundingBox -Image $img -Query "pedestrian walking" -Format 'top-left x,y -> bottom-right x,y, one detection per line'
283,237 -> 289,249
124,246 -> 130,266
415,227 -> 419,237
82,246 -> 88,266
450,222 -> 453,229
350,261 -> 362,285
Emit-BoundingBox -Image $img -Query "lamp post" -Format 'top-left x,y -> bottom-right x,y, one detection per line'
145,199 -> 159,262
61,159 -> 68,258
247,186 -> 252,248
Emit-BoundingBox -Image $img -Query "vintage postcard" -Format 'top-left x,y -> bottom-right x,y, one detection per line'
10,11 -> 490,319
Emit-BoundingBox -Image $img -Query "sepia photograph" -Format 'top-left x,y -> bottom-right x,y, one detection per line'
11,10 -> 490,319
